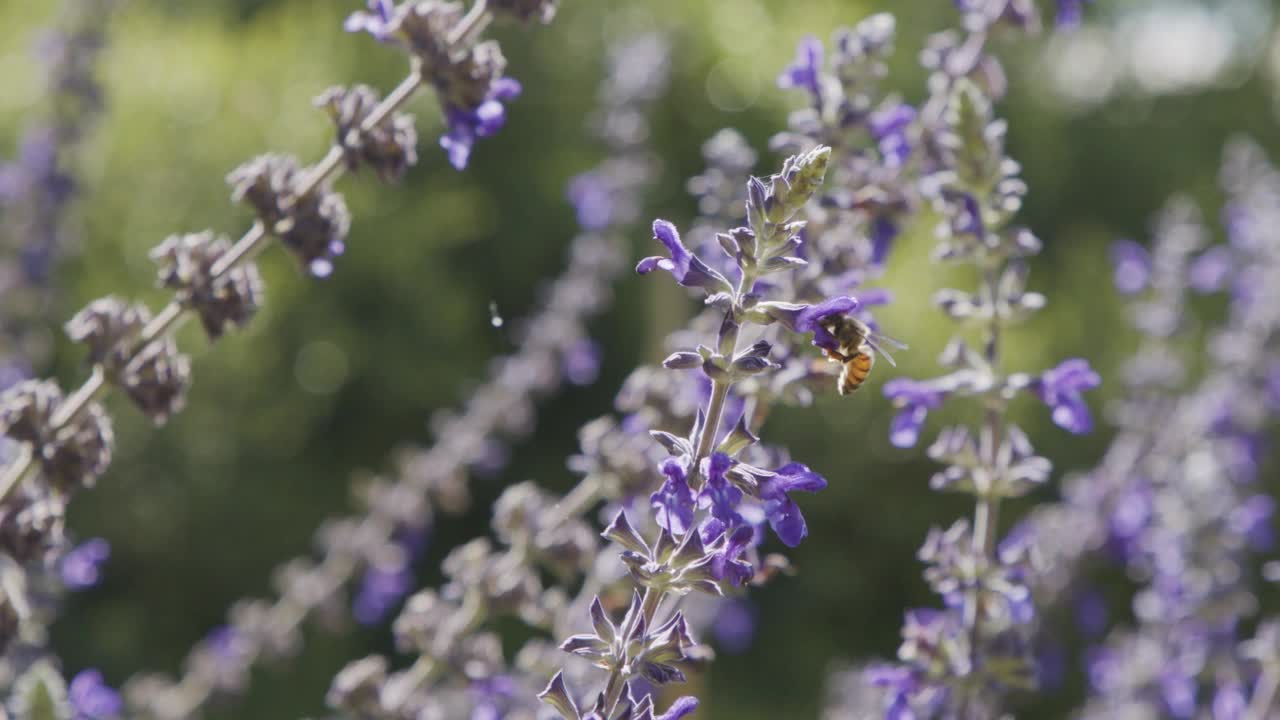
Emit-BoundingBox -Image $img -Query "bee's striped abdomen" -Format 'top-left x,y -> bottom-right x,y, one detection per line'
838,349 -> 874,395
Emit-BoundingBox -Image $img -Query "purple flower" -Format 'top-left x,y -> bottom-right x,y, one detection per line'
1031,358 -> 1101,434
567,171 -> 614,230
1110,239 -> 1151,295
470,675 -> 516,720
440,78 -> 522,170
353,561 -> 413,625
711,598 -> 757,654
1229,495 -> 1275,551
562,339 -> 602,386
758,462 -> 827,547
697,452 -> 743,529
654,696 -> 699,720
1161,667 -> 1198,719
868,104 -> 916,168
777,36 -> 823,102
760,296 -> 859,352
1073,588 -> 1109,637
1212,678 -> 1247,720
69,669 -> 122,720
636,220 -> 730,291
650,457 -> 696,535
870,215 -> 898,267
707,524 -> 755,587
1188,245 -> 1234,294
1056,0 -> 1091,27
344,0 -> 396,39
60,537 -> 110,590
883,378 -> 947,448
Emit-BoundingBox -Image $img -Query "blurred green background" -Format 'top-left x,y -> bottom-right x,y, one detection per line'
3,0 -> 1280,717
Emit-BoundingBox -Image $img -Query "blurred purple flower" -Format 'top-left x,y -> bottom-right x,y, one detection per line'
870,215 -> 898,267
60,537 -> 110,591
344,0 -> 396,40
883,378 -> 946,448
868,104 -> 916,168
711,598 -> 757,654
1031,358 -> 1101,434
440,78 -> 522,170
353,561 -> 413,625
567,171 -> 614,230
1110,239 -> 1151,295
69,669 -> 122,720
1056,0 -> 1091,27
1188,246 -> 1234,294
562,339 -> 602,386
777,36 -> 823,102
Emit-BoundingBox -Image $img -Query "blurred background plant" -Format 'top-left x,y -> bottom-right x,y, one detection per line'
2,0 -> 1279,718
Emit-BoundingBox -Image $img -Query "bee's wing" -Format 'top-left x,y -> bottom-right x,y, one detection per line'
867,333 -> 906,367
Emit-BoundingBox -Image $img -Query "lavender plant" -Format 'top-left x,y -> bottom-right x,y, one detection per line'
1011,139 -> 1280,719
794,9 -> 1105,718
538,148 -> 875,716
119,30 -> 666,720
0,0 -> 555,711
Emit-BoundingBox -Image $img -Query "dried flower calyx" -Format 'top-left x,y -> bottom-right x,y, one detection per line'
0,380 -> 112,492
151,231 -> 264,340
345,1 -> 524,169
65,297 -> 191,424
315,85 -> 419,183
227,153 -> 351,277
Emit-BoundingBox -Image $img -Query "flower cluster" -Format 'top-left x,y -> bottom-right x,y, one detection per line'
803,9 -> 1101,717
345,0 -> 550,169
1022,139 -> 1280,719
541,142 -> 871,716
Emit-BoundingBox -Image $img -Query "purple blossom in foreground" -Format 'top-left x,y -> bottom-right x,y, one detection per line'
759,462 -> 827,547
759,296 -> 859,353
60,537 -> 110,590
651,457 -> 695,535
69,669 -> 122,720
1032,358 -> 1102,434
636,220 -> 730,291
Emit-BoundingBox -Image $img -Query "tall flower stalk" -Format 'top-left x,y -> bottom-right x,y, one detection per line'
1023,139 -> 1280,719
538,139 -> 877,716
865,40 -> 1098,720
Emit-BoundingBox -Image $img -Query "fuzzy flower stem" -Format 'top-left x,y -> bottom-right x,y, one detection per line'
962,262 -> 1006,716
602,587 -> 666,714
447,0 -> 491,46
0,64 -> 442,505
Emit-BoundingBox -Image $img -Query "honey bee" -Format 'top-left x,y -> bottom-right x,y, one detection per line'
819,315 -> 907,395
